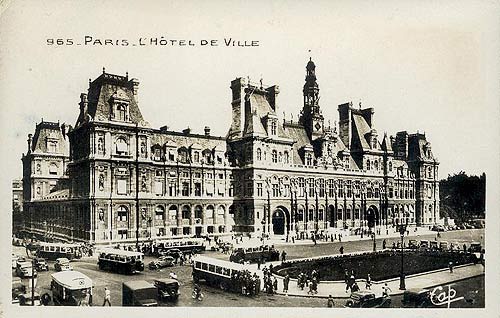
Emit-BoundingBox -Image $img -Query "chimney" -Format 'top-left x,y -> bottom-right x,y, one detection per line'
204,126 -> 211,136
183,127 -> 191,135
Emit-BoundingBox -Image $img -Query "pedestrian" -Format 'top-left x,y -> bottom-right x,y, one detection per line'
273,276 -> 278,292
292,235 -> 295,244
102,287 -> 111,306
327,295 -> 334,308
339,246 -> 344,255
281,250 -> 287,262
365,274 -> 372,290
257,257 -> 261,270
449,261 -> 454,273
283,274 -> 290,293
382,283 -> 391,297
382,239 -> 386,249
463,244 -> 467,253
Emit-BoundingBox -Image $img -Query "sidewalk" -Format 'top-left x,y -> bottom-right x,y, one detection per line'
251,261 -> 484,299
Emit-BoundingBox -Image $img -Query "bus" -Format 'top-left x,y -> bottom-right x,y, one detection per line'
192,255 -> 259,293
51,271 -> 93,306
28,242 -> 82,261
155,239 -> 206,256
98,248 -> 144,274
229,245 -> 279,264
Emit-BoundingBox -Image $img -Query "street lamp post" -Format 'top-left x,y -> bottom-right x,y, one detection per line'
398,219 -> 408,290
147,217 -> 152,240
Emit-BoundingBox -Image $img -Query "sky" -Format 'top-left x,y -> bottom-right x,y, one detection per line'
0,0 -> 499,183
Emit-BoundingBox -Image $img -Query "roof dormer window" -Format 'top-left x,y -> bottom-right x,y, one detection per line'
271,120 -> 277,136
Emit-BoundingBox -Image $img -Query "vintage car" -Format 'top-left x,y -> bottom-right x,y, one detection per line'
344,291 -> 392,308
122,280 -> 158,307
429,241 -> 439,250
12,278 -> 27,304
401,288 -> 435,308
154,278 -> 180,300
408,239 -> 419,249
159,248 -> 183,259
16,261 -> 37,278
431,225 -> 446,232
419,240 -> 429,250
19,292 -> 41,306
148,256 -> 175,270
439,241 -> 449,251
54,258 -> 73,271
34,257 -> 49,271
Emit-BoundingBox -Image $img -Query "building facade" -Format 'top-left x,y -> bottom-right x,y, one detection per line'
22,60 -> 440,244
12,179 -> 24,235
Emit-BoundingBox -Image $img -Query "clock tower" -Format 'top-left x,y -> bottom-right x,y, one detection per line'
300,58 -> 325,141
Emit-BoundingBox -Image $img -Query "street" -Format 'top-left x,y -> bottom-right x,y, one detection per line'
12,229 -> 485,308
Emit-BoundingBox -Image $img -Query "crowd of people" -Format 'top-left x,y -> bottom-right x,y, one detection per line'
231,269 -> 261,296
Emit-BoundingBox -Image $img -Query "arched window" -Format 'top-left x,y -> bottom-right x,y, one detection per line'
217,205 -> 225,218
182,205 -> 191,219
284,151 -> 289,164
152,145 -> 162,161
206,205 -> 215,219
155,205 -> 165,220
271,121 -> 277,135
297,207 -> 304,221
194,205 -> 203,219
140,141 -> 147,158
117,205 -> 128,221
49,163 -> 58,175
278,152 -> 283,163
116,104 -> 127,121
202,149 -> 212,164
272,150 -> 277,163
256,148 -> 262,161
116,137 -> 128,155
374,160 -> 379,170
168,206 -> 178,222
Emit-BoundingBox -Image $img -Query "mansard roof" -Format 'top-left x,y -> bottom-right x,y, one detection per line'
30,121 -> 69,155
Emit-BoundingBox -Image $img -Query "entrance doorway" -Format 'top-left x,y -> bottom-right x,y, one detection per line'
272,210 -> 285,235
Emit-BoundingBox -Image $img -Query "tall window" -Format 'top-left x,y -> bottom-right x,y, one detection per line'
116,104 -> 127,121
306,153 -> 312,166
366,160 -> 371,170
272,150 -> 277,163
117,206 -> 128,221
194,183 -> 201,196
155,206 -> 165,220
346,180 -> 352,198
257,183 -> 263,196
328,180 -> 335,197
181,182 -> 190,196
193,151 -> 200,163
318,179 -> 325,197
298,178 -> 305,197
271,120 -> 277,135
47,141 -> 58,153
203,150 -> 212,164
272,183 -> 279,197
178,148 -> 189,163
308,178 -> 314,197
284,151 -> 289,164
182,205 -> 191,219
256,148 -> 262,161
194,205 -> 203,219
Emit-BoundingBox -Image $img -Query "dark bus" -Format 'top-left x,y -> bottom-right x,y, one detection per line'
155,239 -> 206,256
98,248 -> 144,274
192,255 -> 258,292
29,242 -> 82,261
229,245 -> 279,264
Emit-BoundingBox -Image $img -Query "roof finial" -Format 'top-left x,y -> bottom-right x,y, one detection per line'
308,49 -> 312,61
259,77 -> 263,89
102,67 -> 106,74
359,100 -> 362,109
89,78 -> 91,87
126,71 -> 129,79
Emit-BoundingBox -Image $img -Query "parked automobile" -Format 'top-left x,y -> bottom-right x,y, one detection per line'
19,291 -> 41,306
408,239 -> 418,249
431,225 -> 446,232
345,291 -> 392,308
34,257 -> 49,271
159,248 -> 182,259
154,278 -> 180,301
16,261 -> 37,278
429,241 -> 439,250
12,278 -> 27,304
419,240 -> 429,250
54,258 -> 73,271
148,256 -> 175,270
122,280 -> 158,307
401,288 -> 435,308
439,241 -> 448,250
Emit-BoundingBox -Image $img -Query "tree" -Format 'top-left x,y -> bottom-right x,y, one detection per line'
439,172 -> 485,222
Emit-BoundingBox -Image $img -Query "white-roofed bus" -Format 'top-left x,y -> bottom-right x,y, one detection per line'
50,271 -> 93,306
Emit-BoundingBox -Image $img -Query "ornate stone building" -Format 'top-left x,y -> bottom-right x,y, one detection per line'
22,59 -> 440,244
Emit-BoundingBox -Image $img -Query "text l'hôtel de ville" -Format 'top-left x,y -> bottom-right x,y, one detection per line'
46,36 -> 260,47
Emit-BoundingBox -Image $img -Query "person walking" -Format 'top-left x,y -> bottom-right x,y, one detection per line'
281,250 -> 287,262
339,246 -> 344,255
283,274 -> 290,293
102,287 -> 111,306
365,274 -> 372,290
273,276 -> 278,292
327,295 -> 334,308
382,239 -> 387,249
449,261 -> 454,273
382,283 -> 392,297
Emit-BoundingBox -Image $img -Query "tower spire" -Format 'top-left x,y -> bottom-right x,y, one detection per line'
300,57 -> 324,141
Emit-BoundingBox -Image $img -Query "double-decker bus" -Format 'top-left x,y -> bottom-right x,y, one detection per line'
192,255 -> 259,293
97,248 -> 144,275
28,242 -> 82,261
